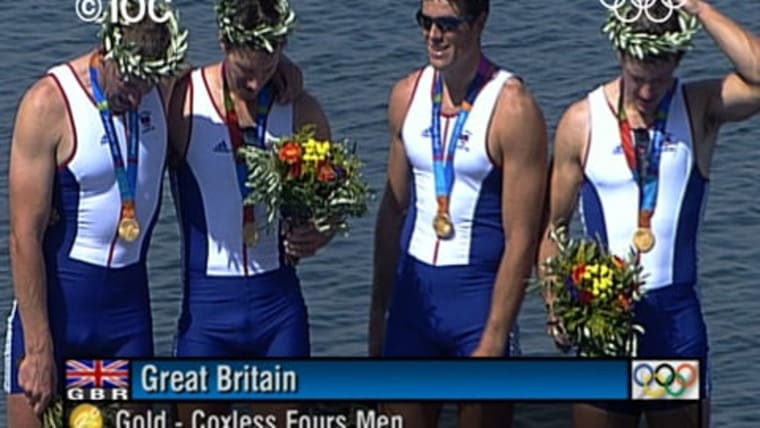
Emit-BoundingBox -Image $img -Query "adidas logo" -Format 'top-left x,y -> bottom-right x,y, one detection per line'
213,140 -> 231,153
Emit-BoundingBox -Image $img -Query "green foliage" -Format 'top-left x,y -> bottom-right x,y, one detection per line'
602,4 -> 701,60
535,225 -> 647,357
239,125 -> 374,236
100,0 -> 188,83
216,0 -> 296,52
42,397 -> 63,428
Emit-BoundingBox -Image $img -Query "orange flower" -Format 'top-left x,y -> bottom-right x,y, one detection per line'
279,142 -> 302,165
572,264 -> 586,285
318,162 -> 336,182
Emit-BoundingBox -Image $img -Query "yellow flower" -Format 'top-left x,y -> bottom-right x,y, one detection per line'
302,138 -> 331,163
585,263 -> 614,297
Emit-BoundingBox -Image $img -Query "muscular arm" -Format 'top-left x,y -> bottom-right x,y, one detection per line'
536,100 -> 588,329
475,80 -> 548,356
685,1 -> 760,123
368,74 -> 416,356
8,77 -> 65,412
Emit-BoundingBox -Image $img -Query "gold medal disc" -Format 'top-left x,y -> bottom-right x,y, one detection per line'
243,223 -> 259,246
433,213 -> 454,239
118,217 -> 141,242
632,228 -> 655,253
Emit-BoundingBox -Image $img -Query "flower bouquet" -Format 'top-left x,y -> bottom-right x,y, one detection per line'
239,124 -> 373,241
537,226 -> 646,357
42,397 -> 63,428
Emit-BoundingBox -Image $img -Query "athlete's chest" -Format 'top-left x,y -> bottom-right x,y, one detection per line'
69,107 -> 167,189
588,130 -> 694,190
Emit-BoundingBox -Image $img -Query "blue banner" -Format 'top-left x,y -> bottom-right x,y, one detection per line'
128,359 -> 629,401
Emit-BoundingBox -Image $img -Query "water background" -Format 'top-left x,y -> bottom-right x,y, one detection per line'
0,1 -> 758,426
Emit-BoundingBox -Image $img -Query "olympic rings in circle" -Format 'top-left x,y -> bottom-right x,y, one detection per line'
599,0 -> 688,24
633,362 -> 699,397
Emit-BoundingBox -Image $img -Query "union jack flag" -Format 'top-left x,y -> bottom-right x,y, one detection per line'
66,359 -> 129,389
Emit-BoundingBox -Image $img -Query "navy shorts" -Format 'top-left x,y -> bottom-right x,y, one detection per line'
4,260 -> 153,394
383,255 -> 519,357
590,284 -> 710,414
174,266 -> 310,357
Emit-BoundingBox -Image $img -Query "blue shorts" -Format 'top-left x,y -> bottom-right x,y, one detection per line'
383,255 -> 519,357
174,266 -> 310,357
4,259 -> 153,394
591,284 -> 709,414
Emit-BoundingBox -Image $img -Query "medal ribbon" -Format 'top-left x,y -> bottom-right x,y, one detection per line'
617,79 -> 676,230
89,55 -> 139,225
431,57 -> 492,218
221,62 -> 273,237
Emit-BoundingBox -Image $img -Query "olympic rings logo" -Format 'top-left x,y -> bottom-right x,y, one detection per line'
599,0 -> 687,24
632,362 -> 699,398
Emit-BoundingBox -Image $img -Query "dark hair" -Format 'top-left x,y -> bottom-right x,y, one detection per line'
424,0 -> 489,18
226,0 -> 283,33
621,2 -> 683,63
118,1 -> 172,61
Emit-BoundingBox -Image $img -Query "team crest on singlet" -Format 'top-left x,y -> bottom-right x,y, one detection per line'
421,127 -> 472,152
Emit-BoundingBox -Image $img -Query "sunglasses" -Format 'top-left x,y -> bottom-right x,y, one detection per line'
415,10 -> 474,32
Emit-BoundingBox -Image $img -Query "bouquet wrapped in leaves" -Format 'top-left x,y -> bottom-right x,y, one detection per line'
42,396 -> 63,428
538,226 -> 646,357
239,124 -> 372,237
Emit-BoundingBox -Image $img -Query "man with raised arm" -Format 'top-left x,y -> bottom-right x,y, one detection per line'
539,1 -> 760,427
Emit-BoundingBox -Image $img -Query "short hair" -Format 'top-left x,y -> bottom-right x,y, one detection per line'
422,0 -> 489,18
223,0 -> 284,38
120,18 -> 172,61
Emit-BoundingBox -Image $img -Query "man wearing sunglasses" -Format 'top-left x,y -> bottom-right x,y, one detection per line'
539,1 -> 760,427
370,1 -> 548,427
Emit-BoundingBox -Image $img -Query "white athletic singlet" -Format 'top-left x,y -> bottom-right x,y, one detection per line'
400,65 -> 512,267
581,81 -> 708,290
171,67 -> 294,277
46,63 -> 167,268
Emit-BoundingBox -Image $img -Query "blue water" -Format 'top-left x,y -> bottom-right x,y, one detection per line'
1,1 -> 758,426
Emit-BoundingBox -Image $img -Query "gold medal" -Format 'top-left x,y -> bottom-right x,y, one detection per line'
118,217 -> 140,242
433,213 -> 454,239
243,222 -> 259,246
632,228 -> 655,253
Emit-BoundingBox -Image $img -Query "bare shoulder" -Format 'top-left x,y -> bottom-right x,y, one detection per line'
13,75 -> 67,146
491,78 -> 547,152
388,69 -> 424,126
554,96 -> 590,159
495,77 -> 543,117
20,75 -> 66,120
390,69 -> 423,105
557,96 -> 590,134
